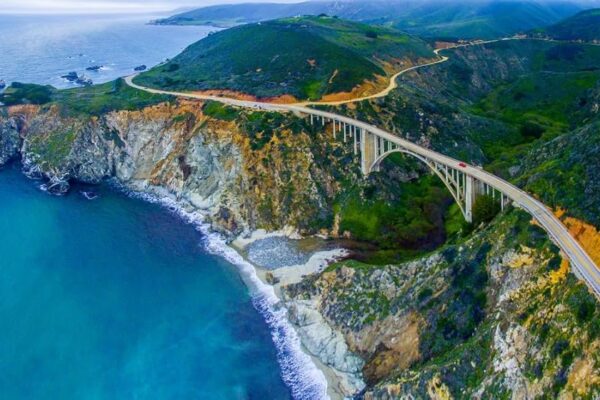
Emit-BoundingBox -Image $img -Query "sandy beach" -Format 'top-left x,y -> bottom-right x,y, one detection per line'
231,231 -> 356,400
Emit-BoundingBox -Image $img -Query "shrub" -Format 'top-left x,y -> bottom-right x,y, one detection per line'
472,195 -> 501,225
1,82 -> 54,105
520,121 -> 545,140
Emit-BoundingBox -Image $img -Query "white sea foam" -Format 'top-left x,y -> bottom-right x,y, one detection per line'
114,183 -> 329,400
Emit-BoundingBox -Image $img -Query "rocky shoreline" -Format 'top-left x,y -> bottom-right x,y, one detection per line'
0,102 -> 364,399
3,99 -> 600,398
231,231 -> 366,399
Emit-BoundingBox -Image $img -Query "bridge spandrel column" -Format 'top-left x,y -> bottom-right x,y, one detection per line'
465,175 -> 474,223
361,130 -> 378,175
465,176 -> 485,223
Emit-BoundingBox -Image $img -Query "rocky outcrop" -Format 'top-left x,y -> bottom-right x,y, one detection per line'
287,298 -> 366,395
0,114 -> 21,165
0,100 -> 360,236
284,210 -> 600,398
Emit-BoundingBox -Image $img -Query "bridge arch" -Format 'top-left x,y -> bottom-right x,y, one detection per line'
370,148 -> 469,221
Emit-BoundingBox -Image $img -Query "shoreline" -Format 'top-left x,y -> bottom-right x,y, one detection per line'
7,159 -> 360,399
232,231 -> 364,400
111,183 -> 340,399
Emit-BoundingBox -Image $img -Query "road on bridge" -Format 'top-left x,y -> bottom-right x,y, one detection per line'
124,38 -> 600,299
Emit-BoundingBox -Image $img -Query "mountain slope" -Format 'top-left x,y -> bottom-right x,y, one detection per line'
135,16 -> 434,101
532,8 -> 600,42
154,0 -> 583,39
393,0 -> 582,39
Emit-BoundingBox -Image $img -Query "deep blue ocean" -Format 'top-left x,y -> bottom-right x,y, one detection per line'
0,14 -> 327,400
0,164 -> 296,399
0,14 -> 214,88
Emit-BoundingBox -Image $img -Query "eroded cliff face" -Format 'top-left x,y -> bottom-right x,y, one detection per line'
0,100 -> 359,236
283,210 -> 600,399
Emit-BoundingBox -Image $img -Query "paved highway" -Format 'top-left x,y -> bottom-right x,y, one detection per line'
124,39 -> 600,298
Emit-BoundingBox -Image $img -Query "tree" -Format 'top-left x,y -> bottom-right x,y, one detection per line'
472,195 -> 501,225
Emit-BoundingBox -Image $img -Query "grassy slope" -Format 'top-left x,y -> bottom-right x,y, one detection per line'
135,16 -> 434,100
436,41 -> 600,227
532,8 -> 600,41
0,79 -> 169,116
467,41 -> 600,182
393,1 -> 581,39
154,1 -> 582,40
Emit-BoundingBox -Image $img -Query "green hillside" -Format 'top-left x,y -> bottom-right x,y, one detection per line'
154,0 -> 582,40
0,79 -> 168,116
135,16 -> 434,100
532,8 -> 600,42
393,1 -> 581,39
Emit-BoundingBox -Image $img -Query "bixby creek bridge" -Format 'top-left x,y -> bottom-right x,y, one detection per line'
124,56 -> 600,299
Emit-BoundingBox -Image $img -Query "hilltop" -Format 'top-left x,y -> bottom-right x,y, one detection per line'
134,16 -> 435,101
153,0 -> 582,39
531,8 -> 600,42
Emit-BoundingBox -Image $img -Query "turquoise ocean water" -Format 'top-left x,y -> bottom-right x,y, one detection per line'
0,164 -> 297,399
0,14 -> 329,399
0,14 -> 214,89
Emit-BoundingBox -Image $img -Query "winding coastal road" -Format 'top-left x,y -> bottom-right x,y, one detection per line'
124,38 -> 600,298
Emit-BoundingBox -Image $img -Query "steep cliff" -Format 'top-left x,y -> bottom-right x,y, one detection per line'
284,210 -> 600,398
0,100 -> 352,235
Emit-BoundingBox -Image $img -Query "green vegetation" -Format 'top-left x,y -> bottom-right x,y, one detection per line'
53,79 -> 170,115
332,152 -> 474,264
0,82 -> 55,105
27,128 -> 79,169
516,120 -> 600,227
202,101 -> 239,121
0,79 -> 169,116
532,8 -> 600,42
455,41 -> 600,225
336,173 -> 449,249
154,0 -> 580,40
136,16 -> 433,100
472,195 -> 501,225
392,1 -> 582,40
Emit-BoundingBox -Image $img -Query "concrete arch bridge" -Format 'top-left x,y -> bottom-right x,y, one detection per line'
286,107 -> 599,298
124,59 -> 600,298
305,111 -> 508,224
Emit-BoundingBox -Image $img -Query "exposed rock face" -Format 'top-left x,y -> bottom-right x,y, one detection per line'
0,114 -> 21,165
284,211 -> 600,398
0,101 -> 358,236
287,298 -> 366,395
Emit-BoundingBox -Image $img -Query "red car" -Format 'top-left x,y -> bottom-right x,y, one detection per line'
458,162 -> 467,168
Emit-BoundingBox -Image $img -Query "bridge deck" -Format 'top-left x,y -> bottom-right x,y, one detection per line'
124,40 -> 600,298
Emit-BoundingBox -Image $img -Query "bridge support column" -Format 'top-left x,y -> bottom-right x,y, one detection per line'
360,129 -> 378,175
465,176 -> 485,223
465,176 -> 474,223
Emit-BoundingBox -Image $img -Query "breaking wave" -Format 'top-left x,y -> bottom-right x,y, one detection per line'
115,184 -> 329,400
